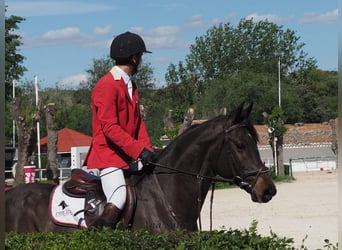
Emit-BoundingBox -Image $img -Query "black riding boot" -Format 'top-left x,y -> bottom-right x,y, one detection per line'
91,203 -> 121,229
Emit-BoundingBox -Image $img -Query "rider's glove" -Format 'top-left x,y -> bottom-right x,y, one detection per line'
139,148 -> 155,167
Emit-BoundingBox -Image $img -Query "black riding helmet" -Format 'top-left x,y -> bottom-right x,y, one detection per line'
110,32 -> 151,60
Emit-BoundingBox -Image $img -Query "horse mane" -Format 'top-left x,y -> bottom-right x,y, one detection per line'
176,115 -> 225,139
158,104 -> 260,160
180,113 -> 259,143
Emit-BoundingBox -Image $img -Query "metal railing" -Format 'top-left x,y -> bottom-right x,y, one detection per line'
5,167 -> 73,184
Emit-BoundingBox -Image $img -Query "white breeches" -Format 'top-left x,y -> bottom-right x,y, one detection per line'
100,167 -> 127,210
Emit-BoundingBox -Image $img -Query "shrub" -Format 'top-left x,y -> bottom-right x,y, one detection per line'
5,221 -> 338,250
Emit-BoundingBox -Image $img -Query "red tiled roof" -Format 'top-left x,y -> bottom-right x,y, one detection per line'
40,128 -> 92,153
192,118 -> 339,146
257,118 -> 338,146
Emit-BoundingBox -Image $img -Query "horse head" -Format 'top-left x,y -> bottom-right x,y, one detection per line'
212,102 -> 277,203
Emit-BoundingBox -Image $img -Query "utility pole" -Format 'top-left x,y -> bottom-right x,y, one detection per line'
13,79 -> 16,147
35,75 -> 42,180
275,51 -> 281,107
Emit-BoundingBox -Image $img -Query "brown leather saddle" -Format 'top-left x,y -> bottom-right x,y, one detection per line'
62,168 -> 136,228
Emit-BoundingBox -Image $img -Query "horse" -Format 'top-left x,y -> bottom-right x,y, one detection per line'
5,103 -> 276,233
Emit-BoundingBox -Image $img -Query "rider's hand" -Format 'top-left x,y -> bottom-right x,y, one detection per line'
139,148 -> 155,166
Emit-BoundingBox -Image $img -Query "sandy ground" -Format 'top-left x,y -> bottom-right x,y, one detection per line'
200,170 -> 338,249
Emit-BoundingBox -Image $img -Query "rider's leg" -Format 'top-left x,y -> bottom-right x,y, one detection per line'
91,167 -> 126,228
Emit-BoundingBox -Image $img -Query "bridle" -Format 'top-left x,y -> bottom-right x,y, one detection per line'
147,120 -> 269,230
150,120 -> 270,195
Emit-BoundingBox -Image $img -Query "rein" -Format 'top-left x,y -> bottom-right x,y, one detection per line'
99,120 -> 269,231
148,120 -> 269,231
151,161 -> 268,230
152,162 -> 236,184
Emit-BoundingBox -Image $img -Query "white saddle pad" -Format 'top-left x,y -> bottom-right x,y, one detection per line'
50,185 -> 88,228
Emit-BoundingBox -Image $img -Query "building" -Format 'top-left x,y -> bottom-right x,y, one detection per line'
192,119 -> 338,172
40,128 -> 91,179
256,119 -> 337,172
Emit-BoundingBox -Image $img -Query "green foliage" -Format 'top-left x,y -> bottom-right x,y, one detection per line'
172,19 -> 316,83
289,69 -> 338,123
83,56 -> 113,89
265,106 -> 288,138
163,127 -> 179,141
5,11 -> 26,101
268,165 -> 294,182
5,222 -> 337,250
4,17 -> 337,146
38,87 -> 92,137
162,18 -> 336,127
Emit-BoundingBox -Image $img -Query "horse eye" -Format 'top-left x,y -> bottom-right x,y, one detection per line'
236,142 -> 246,149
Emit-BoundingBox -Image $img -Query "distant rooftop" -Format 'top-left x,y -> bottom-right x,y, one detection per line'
192,118 -> 338,146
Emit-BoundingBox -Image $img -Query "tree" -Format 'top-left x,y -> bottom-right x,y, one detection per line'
82,56 -> 113,89
184,19 -> 316,81
263,107 -> 288,176
11,83 -> 40,186
5,12 -> 26,101
133,61 -> 156,110
163,18 -> 321,173
5,12 -> 27,144
45,103 -> 59,184
165,19 -> 317,117
289,69 -> 338,123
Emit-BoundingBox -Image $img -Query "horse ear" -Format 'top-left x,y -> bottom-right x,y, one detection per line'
228,102 -> 245,125
240,102 -> 253,120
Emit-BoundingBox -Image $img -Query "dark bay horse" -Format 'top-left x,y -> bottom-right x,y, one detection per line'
5,103 -> 276,233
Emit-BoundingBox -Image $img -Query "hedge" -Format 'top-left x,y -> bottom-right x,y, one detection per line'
5,221 -> 337,250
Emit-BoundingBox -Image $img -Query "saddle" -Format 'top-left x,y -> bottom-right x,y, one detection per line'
62,168 -> 136,228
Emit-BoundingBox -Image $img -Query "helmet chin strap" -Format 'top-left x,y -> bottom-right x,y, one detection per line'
130,55 -> 141,75
115,53 -> 142,76
131,63 -> 138,75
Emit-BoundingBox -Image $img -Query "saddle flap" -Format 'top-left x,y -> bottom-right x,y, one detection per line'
121,179 -> 136,226
59,172 -> 136,229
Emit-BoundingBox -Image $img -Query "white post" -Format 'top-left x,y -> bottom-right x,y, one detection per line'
274,137 -> 278,176
12,79 -> 15,147
278,56 -> 281,107
35,75 -> 42,180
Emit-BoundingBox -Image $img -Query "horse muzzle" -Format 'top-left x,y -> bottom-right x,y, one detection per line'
250,176 -> 277,203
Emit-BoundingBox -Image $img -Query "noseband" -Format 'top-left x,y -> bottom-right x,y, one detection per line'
233,167 -> 269,193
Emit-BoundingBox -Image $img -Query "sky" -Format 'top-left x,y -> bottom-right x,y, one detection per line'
6,0 -> 338,89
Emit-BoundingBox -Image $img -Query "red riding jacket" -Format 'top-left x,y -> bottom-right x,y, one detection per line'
84,67 -> 153,170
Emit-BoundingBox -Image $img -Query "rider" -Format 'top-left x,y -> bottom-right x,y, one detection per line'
83,31 -> 155,229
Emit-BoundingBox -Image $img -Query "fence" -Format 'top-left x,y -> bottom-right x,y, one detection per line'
289,156 -> 336,172
5,167 -> 72,186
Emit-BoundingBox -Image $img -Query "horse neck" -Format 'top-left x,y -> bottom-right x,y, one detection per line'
159,120 -> 224,174
150,123 -> 224,227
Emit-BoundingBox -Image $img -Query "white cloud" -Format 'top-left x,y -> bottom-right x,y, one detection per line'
21,27 -> 94,48
57,74 -> 88,89
151,56 -> 172,64
131,26 -> 187,49
93,25 -> 112,35
184,15 -> 210,30
8,1 -> 115,17
299,9 -> 338,24
42,27 -> 83,40
246,13 -> 293,23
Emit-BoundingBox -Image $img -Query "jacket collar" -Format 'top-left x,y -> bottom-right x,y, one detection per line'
109,66 -> 137,104
110,66 -> 123,80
